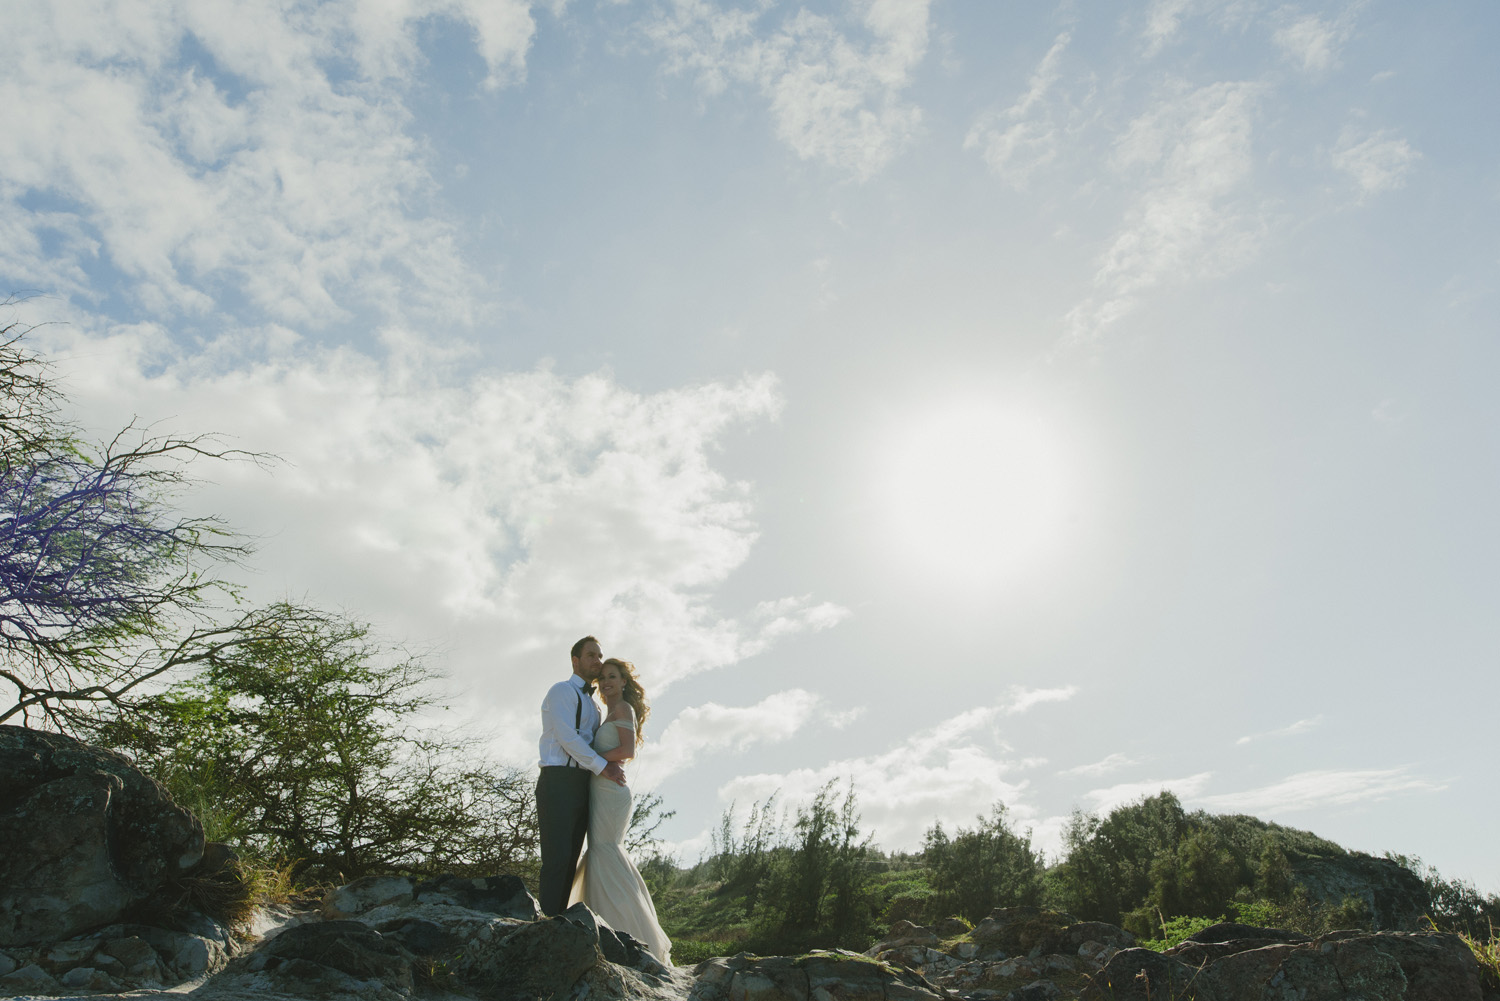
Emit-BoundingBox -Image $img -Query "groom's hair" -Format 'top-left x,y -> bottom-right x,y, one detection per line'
571,635 -> 600,660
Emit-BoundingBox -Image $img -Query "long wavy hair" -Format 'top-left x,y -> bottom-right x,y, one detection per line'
601,657 -> 650,742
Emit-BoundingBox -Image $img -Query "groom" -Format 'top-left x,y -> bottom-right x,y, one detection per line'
536,635 -> 627,915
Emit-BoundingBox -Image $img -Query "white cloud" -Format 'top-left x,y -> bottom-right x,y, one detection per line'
645,0 -> 933,179
1236,714 -> 1324,745
1004,686 -> 1078,714
1067,80 -> 1265,341
964,32 -> 1071,189
1142,0 -> 1195,57
1273,5 -> 1361,75
706,687 -> 1076,850
33,322 -> 846,763
1082,773 -> 1214,815
1058,752 -> 1138,777
1196,768 -> 1444,814
0,0 -> 538,327
637,689 -> 852,788
1332,127 -> 1420,199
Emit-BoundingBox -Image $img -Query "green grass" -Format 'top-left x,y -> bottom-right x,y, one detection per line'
1459,924 -> 1500,993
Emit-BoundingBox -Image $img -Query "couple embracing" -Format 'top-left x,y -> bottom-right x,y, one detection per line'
536,635 -> 672,965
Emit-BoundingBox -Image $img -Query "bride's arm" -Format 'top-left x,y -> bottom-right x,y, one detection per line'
598,707 -> 637,761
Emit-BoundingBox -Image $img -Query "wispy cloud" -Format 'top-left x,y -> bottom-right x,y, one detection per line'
1273,4 -> 1363,75
1004,685 -> 1078,715
645,0 -> 934,180
1067,80 -> 1265,341
0,0 -> 539,326
1236,714 -> 1324,745
1142,0 -> 1196,57
1058,752 -> 1139,777
1082,773 -> 1214,814
1196,768 -> 1445,814
1332,127 -> 1421,199
636,689 -> 856,788
704,687 -> 1076,850
964,32 -> 1072,189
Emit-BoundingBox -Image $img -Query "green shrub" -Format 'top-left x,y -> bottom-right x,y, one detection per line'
1140,914 -> 1220,952
883,889 -> 934,925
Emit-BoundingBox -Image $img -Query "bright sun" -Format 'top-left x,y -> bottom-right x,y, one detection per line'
877,400 -> 1078,590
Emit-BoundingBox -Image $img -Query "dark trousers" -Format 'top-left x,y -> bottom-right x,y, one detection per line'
536,766 -> 591,915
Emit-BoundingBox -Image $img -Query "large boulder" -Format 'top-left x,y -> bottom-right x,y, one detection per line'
1289,851 -> 1430,930
0,725 -> 204,946
970,907 -> 1134,959
1082,928 -> 1487,1001
690,949 -> 948,1001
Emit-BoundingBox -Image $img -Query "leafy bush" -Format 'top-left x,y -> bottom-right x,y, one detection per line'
923,805 -> 1042,923
1139,914 -> 1219,951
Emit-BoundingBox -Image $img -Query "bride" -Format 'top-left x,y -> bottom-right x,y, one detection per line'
568,657 -> 673,965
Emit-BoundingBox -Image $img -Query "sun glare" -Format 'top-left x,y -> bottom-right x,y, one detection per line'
877,400 -> 1078,591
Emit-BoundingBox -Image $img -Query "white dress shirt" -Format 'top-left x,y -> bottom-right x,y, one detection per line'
539,673 -> 606,773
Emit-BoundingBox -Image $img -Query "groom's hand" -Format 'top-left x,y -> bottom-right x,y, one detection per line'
602,762 -> 627,786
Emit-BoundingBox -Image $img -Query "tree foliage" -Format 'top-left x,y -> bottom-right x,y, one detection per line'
87,605 -> 540,883
922,804 -> 1042,922
0,324 -> 261,729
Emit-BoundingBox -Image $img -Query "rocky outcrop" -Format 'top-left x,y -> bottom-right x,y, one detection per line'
865,909 -> 1137,1001
1082,925 -> 1491,1001
0,915 -> 234,995
689,949 -> 949,1001
1288,851 -> 1431,931
0,725 -> 206,947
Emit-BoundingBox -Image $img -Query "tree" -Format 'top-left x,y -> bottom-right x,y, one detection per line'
753,781 -> 874,951
0,324 -> 261,729
89,605 -> 540,883
923,804 -> 1043,922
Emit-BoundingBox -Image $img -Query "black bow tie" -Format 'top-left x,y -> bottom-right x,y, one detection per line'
583,684 -> 596,695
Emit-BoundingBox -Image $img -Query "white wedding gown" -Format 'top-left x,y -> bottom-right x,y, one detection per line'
567,714 -> 673,965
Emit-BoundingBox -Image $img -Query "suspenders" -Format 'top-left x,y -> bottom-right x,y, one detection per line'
569,688 -> 586,768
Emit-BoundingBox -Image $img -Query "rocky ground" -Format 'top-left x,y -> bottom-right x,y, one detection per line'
2,890 -> 1495,1001
3,725 -> 1497,1001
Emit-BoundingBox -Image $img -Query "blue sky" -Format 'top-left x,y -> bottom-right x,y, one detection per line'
4,0 -> 1498,889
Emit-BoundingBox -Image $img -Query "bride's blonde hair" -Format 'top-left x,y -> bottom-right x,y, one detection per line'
602,657 -> 650,742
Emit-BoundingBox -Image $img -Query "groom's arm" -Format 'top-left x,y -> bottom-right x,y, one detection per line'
541,685 -> 607,774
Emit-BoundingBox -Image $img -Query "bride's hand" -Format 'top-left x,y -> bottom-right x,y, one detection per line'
602,761 -> 627,786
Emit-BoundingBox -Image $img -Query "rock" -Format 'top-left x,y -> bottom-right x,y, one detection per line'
970,907 -> 1134,964
97,935 -> 165,981
0,725 -> 204,946
955,942 -> 978,960
1082,947 -> 1219,1001
558,902 -> 655,971
0,950 -> 15,976
1289,850 -> 1430,930
459,914 -> 600,1001
867,919 -> 942,956
247,919 -> 416,992
1184,921 -> 1310,945
59,964 -> 123,990
1076,940 -> 1116,966
1316,930 -> 1485,1001
0,962 -> 61,993
323,875 -> 417,919
45,937 -> 99,966
934,917 -> 971,938
413,874 -> 542,921
1082,929 -> 1486,1001
1200,943 -> 1300,1001
1004,981 -> 1062,1001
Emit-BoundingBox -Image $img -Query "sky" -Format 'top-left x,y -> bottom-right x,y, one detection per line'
3,0 -> 1498,891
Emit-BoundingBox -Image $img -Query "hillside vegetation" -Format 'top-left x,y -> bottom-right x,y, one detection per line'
639,783 -> 1499,967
